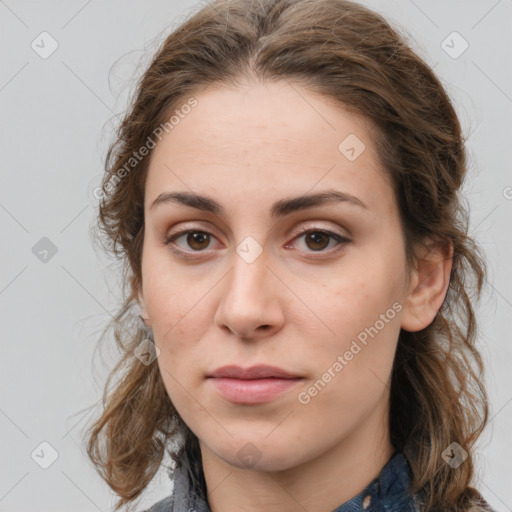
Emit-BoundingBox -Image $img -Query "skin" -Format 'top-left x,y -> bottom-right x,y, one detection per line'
138,79 -> 452,512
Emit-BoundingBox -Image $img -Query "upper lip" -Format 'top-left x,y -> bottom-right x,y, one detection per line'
208,365 -> 301,379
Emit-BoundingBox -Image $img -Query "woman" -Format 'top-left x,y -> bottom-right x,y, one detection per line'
85,0 -> 496,510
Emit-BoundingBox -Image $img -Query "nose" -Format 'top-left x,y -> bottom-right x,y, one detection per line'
213,248 -> 285,341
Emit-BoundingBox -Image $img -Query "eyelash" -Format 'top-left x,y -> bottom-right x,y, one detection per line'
163,227 -> 351,260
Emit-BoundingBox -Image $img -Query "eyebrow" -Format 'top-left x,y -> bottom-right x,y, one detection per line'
149,189 -> 369,218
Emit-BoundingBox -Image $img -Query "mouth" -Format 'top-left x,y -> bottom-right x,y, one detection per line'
206,365 -> 304,404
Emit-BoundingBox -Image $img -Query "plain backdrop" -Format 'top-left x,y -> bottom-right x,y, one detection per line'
1,1 -> 511,511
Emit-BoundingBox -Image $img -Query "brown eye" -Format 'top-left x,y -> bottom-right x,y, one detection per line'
304,231 -> 331,251
185,231 -> 211,251
164,230 -> 217,255
289,229 -> 350,255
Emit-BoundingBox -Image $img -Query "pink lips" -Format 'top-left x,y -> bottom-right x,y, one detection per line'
207,365 -> 303,404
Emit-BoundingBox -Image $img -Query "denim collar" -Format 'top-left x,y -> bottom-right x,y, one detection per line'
332,451 -> 418,512
158,450 -> 418,512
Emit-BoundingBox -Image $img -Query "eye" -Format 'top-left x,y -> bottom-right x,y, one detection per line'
286,229 -> 350,255
164,230 -> 218,258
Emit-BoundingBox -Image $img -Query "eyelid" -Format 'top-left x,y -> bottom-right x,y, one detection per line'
163,221 -> 221,245
287,221 -> 350,239
165,219 -> 349,240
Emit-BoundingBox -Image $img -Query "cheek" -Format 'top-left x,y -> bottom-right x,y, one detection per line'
297,264 -> 401,344
142,249 -> 206,331
142,263 -> 215,370
297,289 -> 400,424
295,258 -> 403,392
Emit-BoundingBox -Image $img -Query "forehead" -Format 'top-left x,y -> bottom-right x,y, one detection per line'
145,80 -> 395,217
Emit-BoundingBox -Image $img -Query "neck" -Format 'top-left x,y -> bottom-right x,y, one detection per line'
200,397 -> 394,512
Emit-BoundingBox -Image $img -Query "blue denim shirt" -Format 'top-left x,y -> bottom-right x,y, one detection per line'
142,451 -> 424,512
331,451 -> 419,512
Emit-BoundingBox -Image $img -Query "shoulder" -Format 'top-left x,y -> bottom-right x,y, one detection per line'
138,494 -> 174,512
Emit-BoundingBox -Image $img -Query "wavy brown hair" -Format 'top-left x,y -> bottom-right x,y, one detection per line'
84,0 -> 493,510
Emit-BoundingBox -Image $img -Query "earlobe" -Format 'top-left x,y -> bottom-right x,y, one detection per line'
400,238 -> 453,333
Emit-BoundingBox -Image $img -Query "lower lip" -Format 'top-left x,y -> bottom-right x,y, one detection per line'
208,377 -> 303,404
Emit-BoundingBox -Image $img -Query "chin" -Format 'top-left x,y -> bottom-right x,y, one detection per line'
211,437 -> 307,473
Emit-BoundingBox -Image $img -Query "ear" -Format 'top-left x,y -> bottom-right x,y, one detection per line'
138,289 -> 152,328
400,237 -> 453,333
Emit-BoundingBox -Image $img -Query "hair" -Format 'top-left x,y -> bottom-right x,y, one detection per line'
84,0 -> 493,511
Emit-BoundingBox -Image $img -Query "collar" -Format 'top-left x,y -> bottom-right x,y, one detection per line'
333,451 -> 418,512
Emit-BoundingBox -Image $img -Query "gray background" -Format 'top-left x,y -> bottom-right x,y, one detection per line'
1,0 -> 511,511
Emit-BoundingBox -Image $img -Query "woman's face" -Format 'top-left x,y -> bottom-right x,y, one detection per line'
139,80 -> 414,471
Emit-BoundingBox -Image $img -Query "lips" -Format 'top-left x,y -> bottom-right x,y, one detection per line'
207,364 -> 301,380
206,365 -> 304,404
